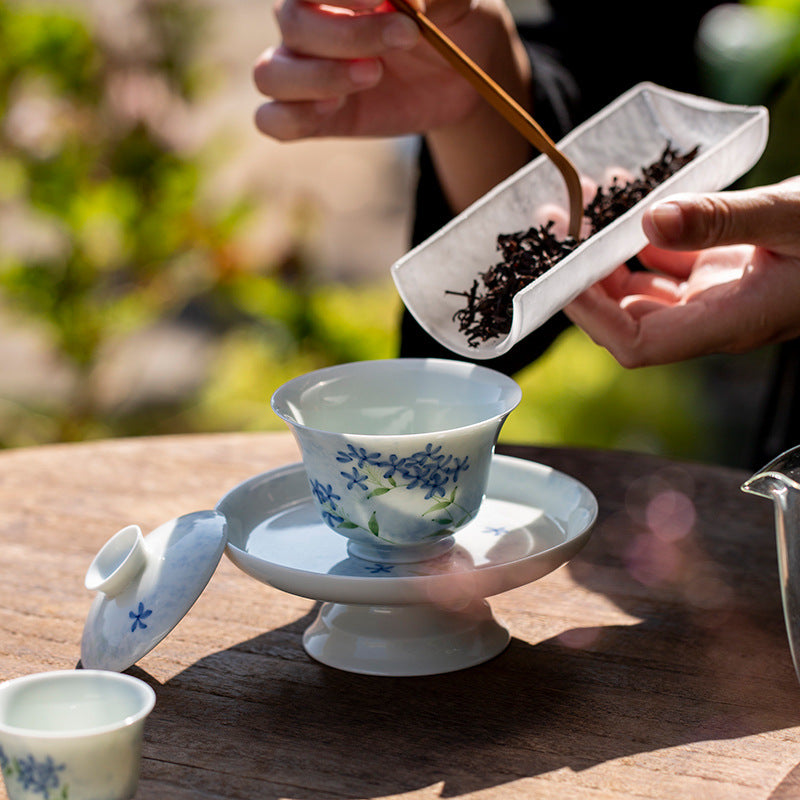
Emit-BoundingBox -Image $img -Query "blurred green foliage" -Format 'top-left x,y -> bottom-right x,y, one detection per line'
0,0 -> 400,447
700,0 -> 800,185
743,0 -> 800,187
0,0 -> 785,466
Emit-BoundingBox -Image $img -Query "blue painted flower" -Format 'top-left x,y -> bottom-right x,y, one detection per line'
0,744 -> 8,771
336,444 -> 381,467
436,454 -> 453,471
129,601 -> 153,632
366,563 -> 394,574
445,455 -> 470,481
422,471 -> 448,499
402,461 -> 433,490
310,479 -> 327,504
310,479 -> 340,507
379,454 -> 404,479
340,467 -> 368,491
16,753 -> 65,798
411,444 -> 443,463
402,454 -> 424,470
321,509 -> 345,527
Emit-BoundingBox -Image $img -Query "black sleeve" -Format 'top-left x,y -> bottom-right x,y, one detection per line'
525,2 -> 721,121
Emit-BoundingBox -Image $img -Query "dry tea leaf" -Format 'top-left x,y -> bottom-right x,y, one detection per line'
448,142 -> 700,347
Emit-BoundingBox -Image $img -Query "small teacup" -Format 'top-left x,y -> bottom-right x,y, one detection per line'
0,670 -> 155,800
272,358 -> 521,563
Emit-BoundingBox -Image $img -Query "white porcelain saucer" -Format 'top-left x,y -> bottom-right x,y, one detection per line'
219,454 -> 597,676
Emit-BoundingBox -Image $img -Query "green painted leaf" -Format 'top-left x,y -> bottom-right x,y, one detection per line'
368,512 -> 380,536
338,521 -> 359,529
367,487 -> 391,498
434,517 -> 453,525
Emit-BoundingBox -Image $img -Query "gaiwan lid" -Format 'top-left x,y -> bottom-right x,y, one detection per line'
81,511 -> 227,672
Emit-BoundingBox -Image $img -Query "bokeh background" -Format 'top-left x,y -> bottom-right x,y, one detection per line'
1,0 -> 798,466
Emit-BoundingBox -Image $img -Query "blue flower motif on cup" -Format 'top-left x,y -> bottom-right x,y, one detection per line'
309,443 -> 473,543
340,467 -> 369,491
320,509 -> 345,528
336,444 -> 382,468
1,749 -> 68,799
310,481 -> 341,507
379,454 -> 404,480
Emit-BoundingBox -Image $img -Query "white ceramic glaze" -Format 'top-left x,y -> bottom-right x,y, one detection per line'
81,511 -> 227,672
303,600 -> 510,677
219,454 -> 597,675
0,670 -> 155,800
84,525 -> 147,598
392,82 -> 769,359
271,359 -> 521,563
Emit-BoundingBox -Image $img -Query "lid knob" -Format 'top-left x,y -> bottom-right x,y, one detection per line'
85,524 -> 147,598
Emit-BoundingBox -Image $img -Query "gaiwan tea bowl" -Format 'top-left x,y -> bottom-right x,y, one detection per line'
271,358 -> 521,563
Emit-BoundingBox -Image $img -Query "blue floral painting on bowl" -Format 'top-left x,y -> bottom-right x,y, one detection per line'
308,442 -> 473,545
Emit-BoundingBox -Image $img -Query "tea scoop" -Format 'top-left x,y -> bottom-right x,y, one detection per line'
391,82 -> 768,360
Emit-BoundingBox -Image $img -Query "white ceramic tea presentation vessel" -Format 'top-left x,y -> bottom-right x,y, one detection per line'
0,670 -> 154,800
80,359 -> 596,676
220,454 -> 597,676
271,358 -> 522,563
391,82 -> 769,359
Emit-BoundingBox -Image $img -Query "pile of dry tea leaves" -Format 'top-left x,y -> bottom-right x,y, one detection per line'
447,142 -> 700,347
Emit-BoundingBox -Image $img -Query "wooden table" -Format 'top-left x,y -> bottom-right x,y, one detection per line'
1,432 -> 799,799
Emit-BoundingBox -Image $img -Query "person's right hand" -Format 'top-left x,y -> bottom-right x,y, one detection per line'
252,0 -> 529,143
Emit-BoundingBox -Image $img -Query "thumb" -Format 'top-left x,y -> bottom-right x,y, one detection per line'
642,177 -> 800,256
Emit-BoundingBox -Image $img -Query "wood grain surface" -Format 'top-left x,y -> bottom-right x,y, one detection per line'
1,432 -> 799,799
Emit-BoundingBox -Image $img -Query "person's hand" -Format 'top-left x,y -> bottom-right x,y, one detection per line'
564,176 -> 800,367
253,0 -> 533,210
253,0 -> 526,141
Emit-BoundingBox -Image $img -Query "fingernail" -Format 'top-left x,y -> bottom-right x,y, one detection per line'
383,15 -> 419,49
349,59 -> 381,86
649,202 -> 684,242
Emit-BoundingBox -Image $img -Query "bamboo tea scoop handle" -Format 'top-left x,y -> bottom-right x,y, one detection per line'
390,0 -> 583,240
